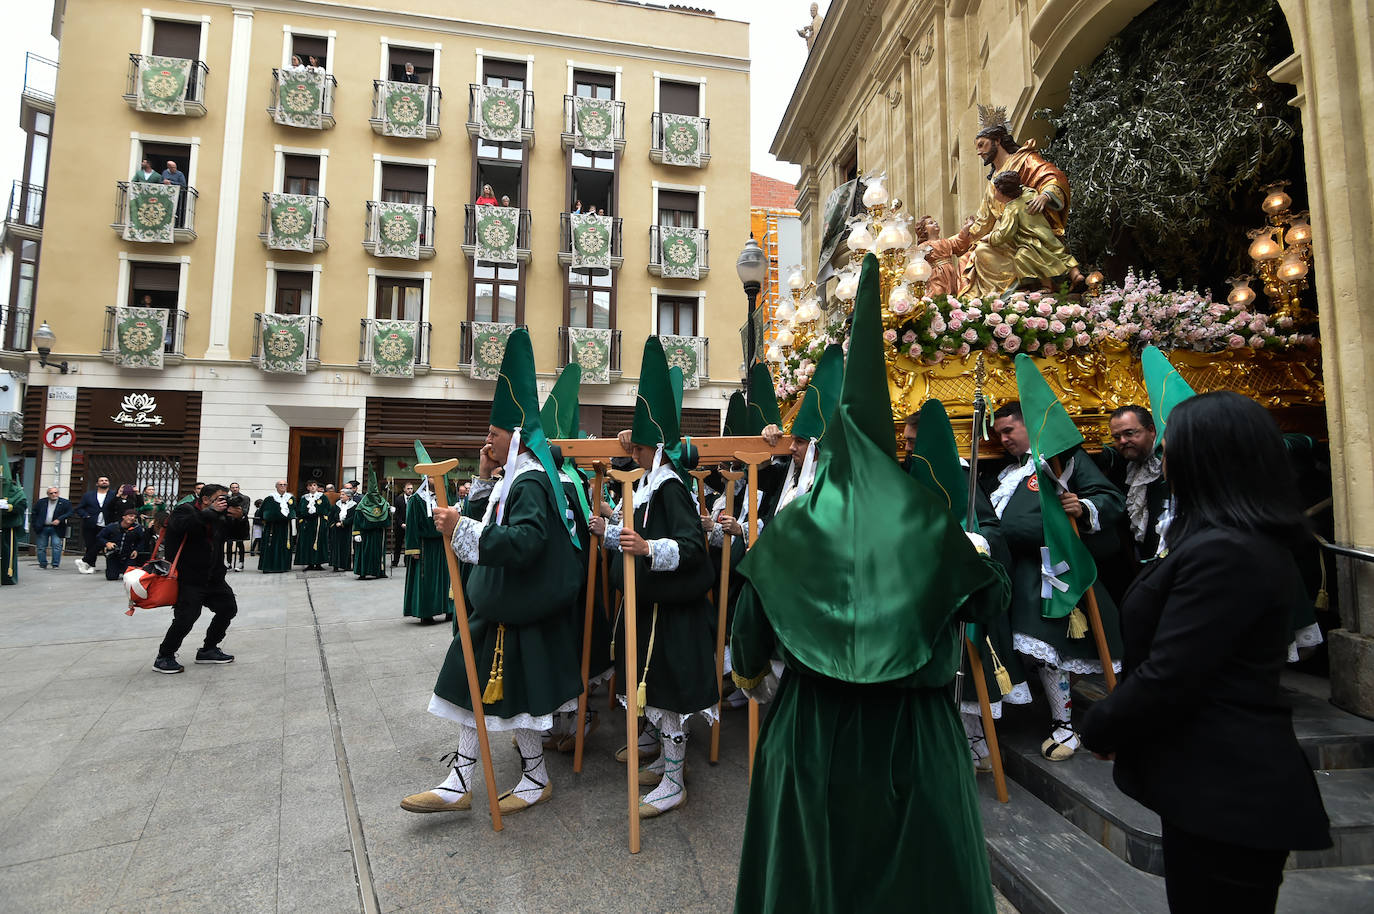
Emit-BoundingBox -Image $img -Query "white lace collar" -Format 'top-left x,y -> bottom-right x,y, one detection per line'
989,456 -> 1036,519
269,491 -> 292,509
336,499 -> 355,520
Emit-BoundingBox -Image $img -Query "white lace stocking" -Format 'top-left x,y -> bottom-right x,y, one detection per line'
641,732 -> 687,812
1037,663 -> 1079,747
434,724 -> 479,797
510,728 -> 549,801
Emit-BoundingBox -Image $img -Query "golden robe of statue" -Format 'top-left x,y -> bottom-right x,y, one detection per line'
968,143 -> 1072,240
964,188 -> 1079,298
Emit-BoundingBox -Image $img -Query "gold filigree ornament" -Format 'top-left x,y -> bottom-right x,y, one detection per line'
376,333 -> 409,363
137,197 -> 169,227
383,215 -> 415,243
121,322 -> 157,354
481,220 -> 513,248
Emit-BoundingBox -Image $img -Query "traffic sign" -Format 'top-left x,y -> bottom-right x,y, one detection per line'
43,424 -> 75,451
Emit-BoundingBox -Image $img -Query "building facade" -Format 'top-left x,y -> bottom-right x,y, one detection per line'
749,171 -> 802,354
3,0 -> 751,503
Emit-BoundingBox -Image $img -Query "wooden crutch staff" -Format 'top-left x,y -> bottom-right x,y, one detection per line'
415,458 -> 503,832
573,461 -> 607,773
1049,455 -> 1118,692
734,450 -> 772,782
965,637 -> 1009,803
709,468 -> 744,764
609,466 -> 646,854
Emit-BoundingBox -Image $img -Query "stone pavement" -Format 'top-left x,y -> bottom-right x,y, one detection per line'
0,554 -> 1018,913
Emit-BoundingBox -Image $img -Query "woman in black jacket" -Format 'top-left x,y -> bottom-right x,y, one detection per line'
1080,391 -> 1330,913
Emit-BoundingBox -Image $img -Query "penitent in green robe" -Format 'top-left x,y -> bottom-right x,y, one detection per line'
258,494 -> 294,573
402,493 -> 452,620
327,500 -> 354,571
294,493 -> 330,566
351,501 -> 389,579
1,484 -> 28,586
431,467 -> 583,724
729,558 -> 1011,914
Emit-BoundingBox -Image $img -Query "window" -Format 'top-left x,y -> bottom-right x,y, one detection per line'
381,163 -> 427,207
3,240 -> 38,350
568,269 -> 611,329
389,48 -> 434,84
483,58 -> 526,90
475,161 -> 521,207
139,141 -> 192,227
128,261 -> 181,349
473,263 -> 518,323
659,79 -> 700,116
657,296 -> 697,336
573,69 -> 613,100
151,20 -> 201,59
24,110 -> 51,191
274,270 -> 313,315
375,276 -> 423,321
290,35 -> 328,70
283,154 -> 320,196
658,189 -> 698,228
570,168 -> 612,214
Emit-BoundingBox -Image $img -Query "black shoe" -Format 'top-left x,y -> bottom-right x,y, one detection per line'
153,655 -> 185,674
195,647 -> 235,664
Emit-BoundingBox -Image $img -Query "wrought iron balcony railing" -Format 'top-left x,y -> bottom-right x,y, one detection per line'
358,318 -> 432,373
4,181 -> 44,240
560,95 -> 626,153
111,181 -> 199,242
650,112 -> 711,165
369,81 -> 442,138
557,326 -> 622,372
648,224 -> 710,277
462,204 -> 532,263
362,202 -> 436,259
20,52 -> 57,117
123,54 -> 209,116
557,213 -> 623,270
258,193 -> 329,251
460,320 -> 529,366
100,306 -> 189,364
251,313 -> 323,370
267,68 -> 337,129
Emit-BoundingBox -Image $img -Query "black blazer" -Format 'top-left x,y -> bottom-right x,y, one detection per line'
1080,527 -> 1330,851
74,491 -> 119,530
30,497 -> 74,537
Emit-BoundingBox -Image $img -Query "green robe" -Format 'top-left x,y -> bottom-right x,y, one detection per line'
1,486 -> 27,585
294,493 -> 330,566
729,557 -> 1011,914
258,494 -> 294,573
351,500 -> 389,579
402,493 -> 452,620
327,499 -> 354,571
431,468 -> 583,722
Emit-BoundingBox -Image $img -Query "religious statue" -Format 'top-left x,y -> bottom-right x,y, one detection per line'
964,171 -> 1079,298
797,3 -> 822,49
915,215 -> 974,297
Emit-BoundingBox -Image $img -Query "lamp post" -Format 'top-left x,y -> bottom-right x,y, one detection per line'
736,233 -> 768,401
32,321 -> 69,374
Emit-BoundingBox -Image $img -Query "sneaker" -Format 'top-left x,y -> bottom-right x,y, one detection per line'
195,647 -> 235,664
75,559 -> 90,574
153,655 -> 184,674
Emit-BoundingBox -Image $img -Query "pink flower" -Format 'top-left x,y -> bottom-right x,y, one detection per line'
1248,318 -> 1267,334
950,309 -> 967,321
1236,311 -> 1252,323
948,318 -> 964,331
990,299 -> 1005,312
1049,320 -> 1066,334
1248,334 -> 1266,349
986,312 -> 1003,325
956,343 -> 971,356
968,298 -> 983,309
1026,338 -> 1039,352
883,329 -> 898,344
901,330 -> 917,344
966,307 -> 982,319
930,317 -> 947,334
984,342 -> 998,354
962,328 -> 979,343
1004,334 -> 1022,353
1072,320 -> 1086,333
1029,291 -> 1043,302
1139,329 -> 1154,340
1055,306 -> 1074,321
930,351 -> 945,363
1278,316 -> 1294,329
1227,334 -> 1245,349
993,323 -> 1013,339
1036,302 -> 1053,316
1042,343 -> 1058,357
891,299 -> 912,315
1013,300 -> 1031,314
1005,313 -> 1020,325
908,343 -> 922,358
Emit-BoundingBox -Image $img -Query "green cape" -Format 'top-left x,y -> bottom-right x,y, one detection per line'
789,343 -> 844,442
1142,344 -> 1195,450
723,391 -> 748,436
357,464 -> 390,523
746,363 -> 782,435
908,398 -> 969,530
1,443 -> 25,506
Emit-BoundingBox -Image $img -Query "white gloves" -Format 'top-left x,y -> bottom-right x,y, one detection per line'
0,499 -> 9,511
353,534 -> 362,542
743,670 -> 779,705
965,531 -> 991,556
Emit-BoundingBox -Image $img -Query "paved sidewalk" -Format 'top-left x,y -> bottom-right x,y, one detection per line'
0,554 -> 1017,913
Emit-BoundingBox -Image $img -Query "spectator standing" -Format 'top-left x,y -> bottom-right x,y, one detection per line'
97,509 -> 148,581
224,482 -> 250,571
391,482 -> 413,567
153,484 -> 243,674
138,485 -> 165,530
30,485 -> 74,569
74,475 -> 114,574
400,61 -> 419,83
475,184 -> 498,206
132,158 -> 160,183
0,457 -> 26,585
249,498 -> 264,556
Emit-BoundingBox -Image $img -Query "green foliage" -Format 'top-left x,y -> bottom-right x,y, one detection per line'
1036,0 -> 1299,286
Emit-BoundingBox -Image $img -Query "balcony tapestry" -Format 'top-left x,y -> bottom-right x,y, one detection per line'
114,306 -> 167,370
570,213 -> 612,272
659,335 -> 704,388
568,326 -> 613,384
372,202 -> 422,259
469,321 -> 517,381
475,205 -> 519,266
260,313 -> 309,375
660,113 -> 705,167
573,96 -> 616,152
476,85 -> 524,142
381,81 -> 428,138
274,68 -> 326,129
136,55 -> 192,115
267,193 -> 316,252
371,319 -> 417,378
123,184 -> 180,244
659,226 -> 703,279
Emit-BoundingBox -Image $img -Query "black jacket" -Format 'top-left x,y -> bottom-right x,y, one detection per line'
165,502 -> 233,586
30,497 -> 74,537
1080,527 -> 1330,851
97,521 -> 148,563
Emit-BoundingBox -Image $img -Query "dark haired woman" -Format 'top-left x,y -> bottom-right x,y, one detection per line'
1081,391 -> 1330,913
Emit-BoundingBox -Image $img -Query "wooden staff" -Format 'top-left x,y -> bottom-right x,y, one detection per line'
734,450 -> 772,782
1050,455 -> 1118,691
688,469 -> 712,516
609,466 -> 646,854
414,458 -> 503,832
965,637 -> 1009,802
709,468 -> 744,764
573,462 -> 607,773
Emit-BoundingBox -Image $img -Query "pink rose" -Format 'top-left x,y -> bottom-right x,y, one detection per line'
930,317 -> 947,334
1042,343 -> 1057,357
930,351 -> 945,363
901,330 -> 917,344
1139,329 -> 1154,340
956,343 -> 971,356
966,307 -> 982,319
985,342 -> 998,354
968,298 -> 983,309
1029,291 -> 1043,302
950,309 -> 967,322
1004,334 -> 1022,353
1248,334 -> 1265,349
948,318 -> 964,331
883,329 -> 898,344
1036,302 -> 1053,316
962,328 -> 979,343
1227,334 -> 1245,349
1026,338 -> 1040,352
1072,320 -> 1086,333
986,312 -> 1003,325
908,343 -> 922,358
1248,318 -> 1267,334
990,300 -> 1005,312
1049,320 -> 1066,334
1013,301 -> 1030,314
1236,311 -> 1252,323
993,323 -> 1012,339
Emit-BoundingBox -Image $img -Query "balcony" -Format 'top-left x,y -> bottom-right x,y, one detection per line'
557,326 -> 622,380
251,313 -> 322,373
460,321 -> 528,379
650,113 -> 711,166
558,212 -> 622,272
358,318 -> 431,376
20,52 -> 57,122
111,182 -> 199,243
2,181 -> 44,245
560,95 -> 626,154
657,335 -> 710,388
369,81 -> 441,139
362,201 -> 436,260
0,410 -> 21,443
268,68 -> 337,129
465,85 -> 535,147
100,306 -> 189,366
462,204 -> 531,265
648,225 -> 710,278
258,193 -> 329,252
123,54 -> 209,117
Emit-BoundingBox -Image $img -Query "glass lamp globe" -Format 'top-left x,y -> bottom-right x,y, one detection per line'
875,222 -> 905,251
1286,215 -> 1312,246
1226,276 -> 1256,308
1247,228 -> 1282,262
836,273 -> 860,301
903,247 -> 933,283
888,284 -> 911,310
765,344 -> 783,363
846,222 -> 874,253
775,299 -> 796,322
775,327 -> 795,347
787,267 -> 806,291
1261,183 -> 1292,216
861,176 -> 889,208
1278,252 -> 1309,282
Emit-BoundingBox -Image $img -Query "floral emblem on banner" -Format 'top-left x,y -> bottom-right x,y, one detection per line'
372,202 -> 423,259
370,319 -> 417,378
475,205 -> 520,266
123,183 -> 180,244
658,335 -> 703,388
567,326 -> 612,384
382,81 -> 429,138
573,96 -> 616,152
659,113 -> 705,167
659,226 -> 703,279
267,193 -> 316,252
260,312 -> 309,374
274,68 -> 326,129
570,213 -> 613,272
477,85 -> 524,142
136,55 -> 192,115
469,321 -> 517,381
114,306 -> 168,370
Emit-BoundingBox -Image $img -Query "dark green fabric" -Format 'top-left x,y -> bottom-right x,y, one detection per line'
723,391 -> 748,436
909,398 -> 968,526
539,362 -> 582,439
468,472 -> 581,624
293,494 -> 330,565
402,493 -> 452,619
746,363 -> 782,434
327,500 -> 354,571
789,343 -> 843,442
1142,344 -> 1195,449
351,500 -> 388,578
1,449 -> 22,583
630,337 -> 680,449
669,365 -> 685,421
356,466 -> 389,525
257,495 -> 293,573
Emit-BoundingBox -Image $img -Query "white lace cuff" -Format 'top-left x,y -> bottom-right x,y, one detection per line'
452,516 -> 484,564
707,523 -> 724,549
603,523 -> 623,551
469,477 -> 497,501
648,538 -> 679,572
1081,498 -> 1101,533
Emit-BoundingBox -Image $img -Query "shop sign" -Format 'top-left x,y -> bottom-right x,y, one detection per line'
88,389 -> 188,431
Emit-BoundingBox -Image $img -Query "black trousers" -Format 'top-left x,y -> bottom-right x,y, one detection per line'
81,525 -> 103,565
1161,820 -> 1288,914
391,522 -> 404,563
158,579 -> 238,657
105,556 -> 134,581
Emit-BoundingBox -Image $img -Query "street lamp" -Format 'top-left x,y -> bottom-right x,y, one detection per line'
32,321 -> 69,374
736,233 -> 769,401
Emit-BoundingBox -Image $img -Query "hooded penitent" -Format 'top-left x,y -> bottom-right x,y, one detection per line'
630,336 -> 683,472
722,391 -> 748,436
1141,344 -> 1195,450
356,464 -> 390,525
539,363 -> 591,523
745,362 -> 782,436
778,342 -> 844,506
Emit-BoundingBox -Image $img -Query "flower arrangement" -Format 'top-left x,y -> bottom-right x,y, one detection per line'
776,321 -> 847,399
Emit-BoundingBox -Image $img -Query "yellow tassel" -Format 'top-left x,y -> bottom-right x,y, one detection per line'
635,605 -> 660,720
1067,607 -> 1089,639
481,624 -> 505,704
636,680 -> 647,717
988,637 -> 1013,695
1315,589 -> 1329,611
609,639 -> 615,662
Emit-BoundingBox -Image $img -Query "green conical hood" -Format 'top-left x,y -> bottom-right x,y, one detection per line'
630,336 -> 680,450
789,343 -> 844,442
1,443 -> 24,504
358,463 -> 389,522
539,363 -> 582,440
668,365 -> 685,424
908,398 -> 969,530
738,254 -> 998,683
1014,352 -> 1083,461
722,391 -> 748,436
746,363 -> 782,435
1142,344 -> 1195,450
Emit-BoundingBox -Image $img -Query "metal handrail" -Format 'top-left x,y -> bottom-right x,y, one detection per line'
649,111 -> 712,158
112,181 -> 199,234
125,54 -> 210,107
102,306 -> 190,356
562,95 -> 626,145
5,181 -> 44,229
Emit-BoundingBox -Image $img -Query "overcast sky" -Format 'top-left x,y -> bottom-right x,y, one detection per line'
0,0 -> 826,189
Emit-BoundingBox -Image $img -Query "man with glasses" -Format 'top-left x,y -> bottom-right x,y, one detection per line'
31,486 -> 74,569
1095,405 -> 1170,601
152,484 -> 243,675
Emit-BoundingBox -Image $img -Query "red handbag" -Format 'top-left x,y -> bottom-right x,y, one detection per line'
123,527 -> 185,615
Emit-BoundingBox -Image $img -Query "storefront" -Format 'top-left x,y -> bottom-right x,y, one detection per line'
66,387 -> 203,503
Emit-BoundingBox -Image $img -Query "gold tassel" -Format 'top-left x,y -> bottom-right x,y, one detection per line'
1315,588 -> 1329,611
481,624 -> 505,704
1315,536 -> 1329,610
1067,607 -> 1089,639
636,605 -> 660,719
988,637 -> 1013,695
609,599 -> 623,661
636,679 -> 647,715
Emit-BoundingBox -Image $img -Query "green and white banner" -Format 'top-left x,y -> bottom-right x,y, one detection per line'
476,85 -> 524,142
114,306 -> 168,369
266,193 -> 316,252
370,319 -> 417,378
136,55 -> 192,115
124,183 -> 180,244
570,213 -> 612,272
475,205 -> 520,266
659,226 -> 704,279
380,80 -> 429,138
573,96 -> 616,152
659,335 -> 704,388
568,326 -> 613,384
660,113 -> 705,167
469,321 -> 518,381
372,202 -> 423,259
274,68 -> 326,129
260,313 -> 309,374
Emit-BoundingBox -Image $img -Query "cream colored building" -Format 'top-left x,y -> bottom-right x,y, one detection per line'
5,0 -> 751,502
771,0 -> 1374,711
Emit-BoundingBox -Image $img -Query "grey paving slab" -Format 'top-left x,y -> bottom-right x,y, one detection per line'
0,840 -> 137,914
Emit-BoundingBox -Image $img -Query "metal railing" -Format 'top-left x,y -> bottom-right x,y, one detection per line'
650,112 -> 712,160
251,313 -> 322,367
268,68 -> 337,127
125,54 -> 210,111
358,318 -> 432,368
101,306 -> 189,358
21,52 -> 57,109
648,224 -> 711,273
463,204 -> 532,252
558,212 -> 623,262
460,321 -> 528,365
5,181 -> 44,232
112,181 -> 199,238
466,84 -> 535,133
258,193 -> 329,248
363,201 -> 436,253
562,95 -> 626,148
557,326 -> 622,371
370,81 -> 442,133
